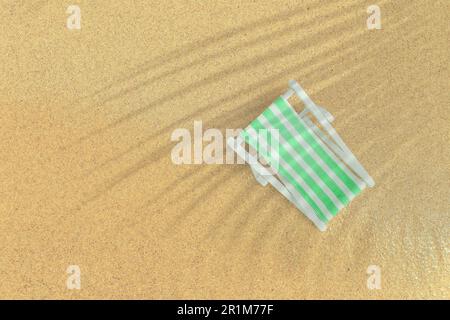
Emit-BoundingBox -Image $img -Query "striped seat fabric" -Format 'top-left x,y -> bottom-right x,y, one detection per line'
239,91 -> 372,231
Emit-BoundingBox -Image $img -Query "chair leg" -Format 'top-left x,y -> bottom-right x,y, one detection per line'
299,105 -> 334,123
250,165 -> 269,186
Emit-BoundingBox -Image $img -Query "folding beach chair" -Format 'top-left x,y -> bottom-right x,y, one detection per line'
227,80 -> 375,231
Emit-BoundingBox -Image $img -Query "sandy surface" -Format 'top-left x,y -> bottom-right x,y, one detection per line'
0,0 -> 448,299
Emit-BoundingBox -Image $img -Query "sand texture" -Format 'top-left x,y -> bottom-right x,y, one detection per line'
0,0 -> 449,299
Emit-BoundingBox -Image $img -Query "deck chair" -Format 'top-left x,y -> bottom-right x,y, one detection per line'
227,80 -> 375,231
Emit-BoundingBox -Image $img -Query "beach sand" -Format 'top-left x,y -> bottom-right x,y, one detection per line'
0,0 -> 448,299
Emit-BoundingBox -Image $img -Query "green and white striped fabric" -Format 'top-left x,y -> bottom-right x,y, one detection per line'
240,96 -> 369,231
